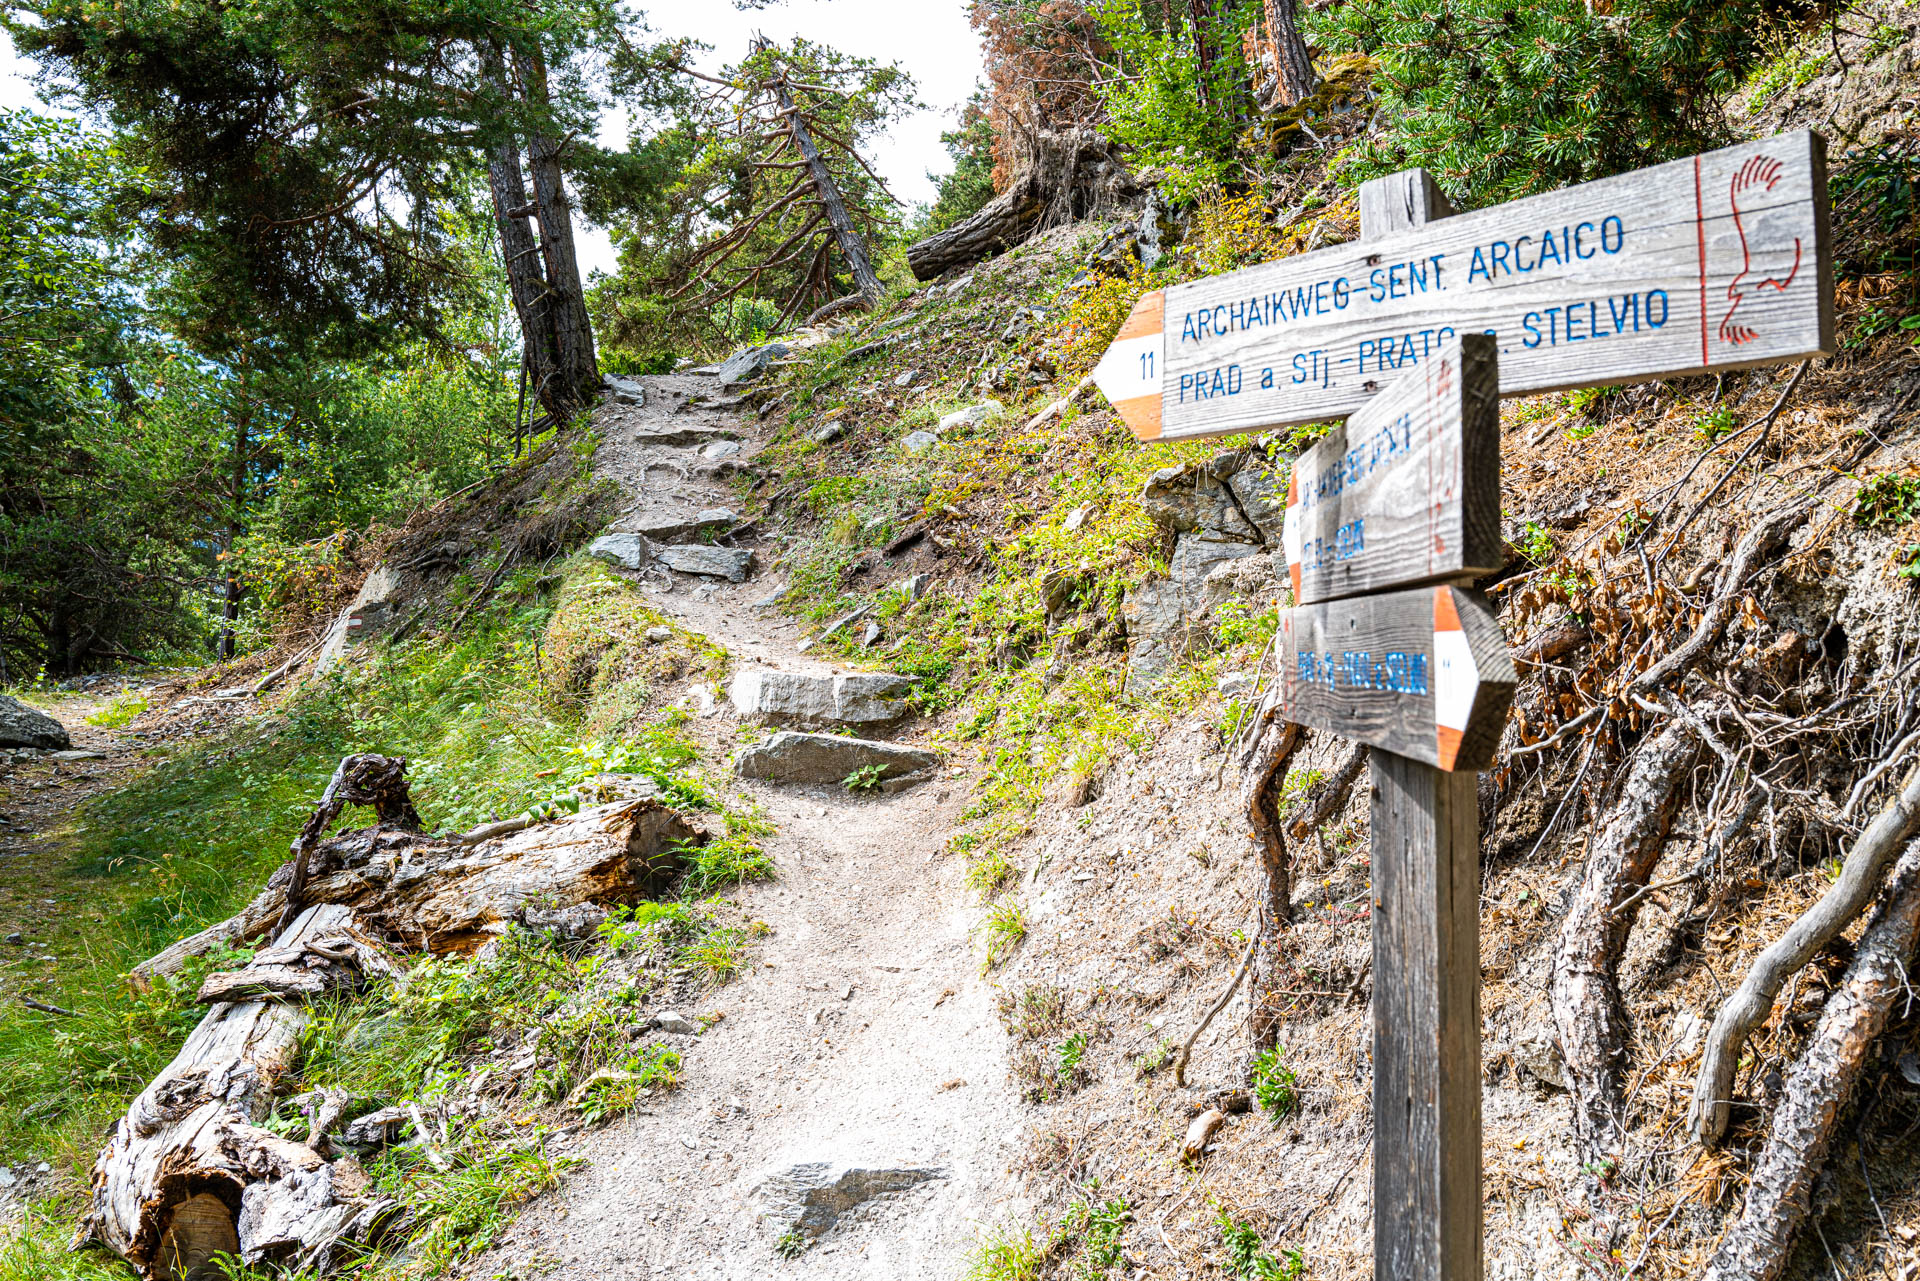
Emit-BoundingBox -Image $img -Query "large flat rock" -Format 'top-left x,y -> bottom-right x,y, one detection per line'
588,535 -> 754,582
729,669 -> 912,728
0,695 -> 70,750
734,732 -> 939,785
751,1163 -> 944,1239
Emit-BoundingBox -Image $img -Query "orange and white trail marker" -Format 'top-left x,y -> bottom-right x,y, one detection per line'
1090,289 -> 1165,441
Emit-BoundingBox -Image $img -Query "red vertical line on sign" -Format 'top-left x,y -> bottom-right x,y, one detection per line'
1694,155 -> 1709,368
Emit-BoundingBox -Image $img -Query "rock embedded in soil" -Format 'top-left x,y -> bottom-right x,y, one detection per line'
0,695 -> 70,750
712,341 -> 789,388
628,508 -> 738,541
654,544 -> 753,582
733,732 -> 940,785
936,400 -> 1004,433
652,1011 -> 698,1034
901,430 -> 938,453
588,533 -> 651,571
631,425 -> 741,449
751,1163 -> 944,1240
728,670 -> 913,729
604,375 -> 646,405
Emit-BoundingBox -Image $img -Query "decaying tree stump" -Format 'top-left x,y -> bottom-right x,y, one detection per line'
906,129 -> 1140,281
86,756 -> 708,1278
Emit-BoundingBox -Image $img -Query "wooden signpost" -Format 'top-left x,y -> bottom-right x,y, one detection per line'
1091,129 -> 1835,1281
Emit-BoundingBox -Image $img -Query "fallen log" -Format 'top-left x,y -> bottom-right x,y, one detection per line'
1700,838 -> 1920,1281
91,759 -> 709,1278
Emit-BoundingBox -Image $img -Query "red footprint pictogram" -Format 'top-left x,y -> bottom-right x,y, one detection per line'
1719,155 -> 1804,347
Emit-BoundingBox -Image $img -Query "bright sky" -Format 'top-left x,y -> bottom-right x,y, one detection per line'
0,2 -> 984,277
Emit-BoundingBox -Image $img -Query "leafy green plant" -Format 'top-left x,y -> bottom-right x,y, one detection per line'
1136,1038 -> 1178,1078
1898,546 -> 1920,581
85,690 -> 147,727
1251,1045 -> 1301,1122
1515,521 -> 1555,566
1692,405 -> 1738,441
1062,1192 -> 1132,1272
1854,471 -> 1920,528
843,762 -> 888,792
1055,1030 -> 1090,1083
1218,1209 -> 1306,1279
774,1227 -> 812,1259
963,1226 -> 1047,1281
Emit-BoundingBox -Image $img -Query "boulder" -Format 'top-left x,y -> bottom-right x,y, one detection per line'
1122,538 -> 1268,693
810,421 -> 846,445
752,1163 -> 944,1240
0,696 -> 69,750
631,425 -> 740,448
728,670 -> 913,728
1137,449 -> 1285,544
654,545 -> 753,582
587,534 -> 650,571
699,439 -> 742,461
901,431 -> 938,454
603,375 -> 646,405
734,732 -> 939,785
714,342 -> 789,389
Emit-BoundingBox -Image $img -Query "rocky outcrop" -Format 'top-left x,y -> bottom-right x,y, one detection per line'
728,670 -> 913,728
1124,448 -> 1287,694
0,695 -> 70,750
734,732 -> 939,785
707,342 -> 790,389
751,1163 -> 944,1240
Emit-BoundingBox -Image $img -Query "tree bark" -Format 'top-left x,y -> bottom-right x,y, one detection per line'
1548,720 -> 1700,1204
81,904 -> 405,1281
512,44 -> 600,417
92,793 -> 708,1277
906,129 -> 1138,281
1700,839 -> 1920,1281
1258,0 -> 1318,108
481,44 -> 563,422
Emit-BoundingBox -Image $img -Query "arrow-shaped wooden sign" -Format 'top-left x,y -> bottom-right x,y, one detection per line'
1281,333 -> 1503,605
1275,583 -> 1516,772
1093,130 -> 1833,442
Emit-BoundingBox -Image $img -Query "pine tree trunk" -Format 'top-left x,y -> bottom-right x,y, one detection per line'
512,45 -> 599,418
766,67 -> 885,303
1261,0 -> 1318,108
482,46 -> 564,423
220,406 -> 248,661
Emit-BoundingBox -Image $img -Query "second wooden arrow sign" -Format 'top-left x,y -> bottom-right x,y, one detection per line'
1276,583 -> 1517,771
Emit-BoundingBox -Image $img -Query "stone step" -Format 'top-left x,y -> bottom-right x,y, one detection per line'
733,732 -> 939,787
728,669 -> 912,728
588,535 -> 754,583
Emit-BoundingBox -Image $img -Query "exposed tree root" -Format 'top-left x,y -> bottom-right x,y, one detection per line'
1285,740 -> 1367,842
1700,838 -> 1920,1281
1242,714 -> 1303,1054
1549,720 -> 1702,1210
1689,763 -> 1920,1145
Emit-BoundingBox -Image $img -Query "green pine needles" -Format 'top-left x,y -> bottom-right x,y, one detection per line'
1323,0 -> 1775,203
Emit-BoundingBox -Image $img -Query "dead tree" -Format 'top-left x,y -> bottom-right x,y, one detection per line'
907,127 -> 1139,281
672,38 -> 897,327
83,756 -> 707,1278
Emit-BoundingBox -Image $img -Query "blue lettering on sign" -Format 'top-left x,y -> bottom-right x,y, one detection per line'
1522,289 -> 1669,349
1300,413 -> 1414,510
1296,649 -> 1430,695
1471,215 -> 1628,282
1177,364 -> 1244,402
1179,276 -> 1355,346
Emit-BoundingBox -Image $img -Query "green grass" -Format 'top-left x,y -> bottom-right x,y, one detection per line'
978,899 -> 1029,971
963,1226 -> 1048,1281
0,556 -> 769,1279
1218,1208 -> 1306,1279
83,690 -> 147,728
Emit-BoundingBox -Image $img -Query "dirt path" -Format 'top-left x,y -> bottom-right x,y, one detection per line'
478,374 -> 1026,1279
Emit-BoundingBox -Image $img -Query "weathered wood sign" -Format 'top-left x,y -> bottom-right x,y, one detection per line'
1275,582 -> 1516,771
1281,333 -> 1502,604
1093,130 -> 1833,441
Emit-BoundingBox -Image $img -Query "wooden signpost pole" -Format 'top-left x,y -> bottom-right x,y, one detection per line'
1356,176 -> 1482,1281
1087,128 -> 1834,1281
